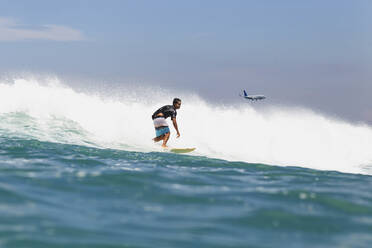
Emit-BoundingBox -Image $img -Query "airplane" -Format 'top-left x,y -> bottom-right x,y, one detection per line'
240,90 -> 266,101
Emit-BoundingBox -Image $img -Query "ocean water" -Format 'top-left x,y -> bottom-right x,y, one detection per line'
1,77 -> 372,247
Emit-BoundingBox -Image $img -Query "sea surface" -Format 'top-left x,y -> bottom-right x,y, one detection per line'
1,77 -> 372,247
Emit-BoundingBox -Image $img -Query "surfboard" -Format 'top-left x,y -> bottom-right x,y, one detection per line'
169,148 -> 196,154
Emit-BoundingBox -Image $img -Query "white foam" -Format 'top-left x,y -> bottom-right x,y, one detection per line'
0,76 -> 372,175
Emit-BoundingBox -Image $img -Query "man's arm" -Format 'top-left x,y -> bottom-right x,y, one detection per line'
172,118 -> 180,138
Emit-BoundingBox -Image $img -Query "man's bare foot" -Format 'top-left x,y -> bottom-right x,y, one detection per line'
162,145 -> 169,148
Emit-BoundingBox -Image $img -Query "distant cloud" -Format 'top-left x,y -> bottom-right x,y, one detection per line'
0,17 -> 84,41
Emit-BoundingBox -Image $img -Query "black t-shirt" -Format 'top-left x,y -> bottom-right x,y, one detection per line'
152,105 -> 177,120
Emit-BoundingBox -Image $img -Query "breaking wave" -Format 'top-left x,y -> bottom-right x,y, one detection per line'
0,76 -> 372,174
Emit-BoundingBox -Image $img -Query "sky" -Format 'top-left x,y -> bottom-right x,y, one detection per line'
0,0 -> 371,123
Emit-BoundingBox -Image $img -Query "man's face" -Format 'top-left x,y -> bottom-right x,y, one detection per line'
174,101 -> 181,109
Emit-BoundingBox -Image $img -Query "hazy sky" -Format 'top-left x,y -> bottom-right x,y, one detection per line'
0,0 -> 371,123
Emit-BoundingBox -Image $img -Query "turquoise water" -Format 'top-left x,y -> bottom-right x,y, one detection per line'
1,78 -> 372,247
1,137 -> 372,247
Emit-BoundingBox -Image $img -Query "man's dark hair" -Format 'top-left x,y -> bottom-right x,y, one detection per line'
173,98 -> 181,105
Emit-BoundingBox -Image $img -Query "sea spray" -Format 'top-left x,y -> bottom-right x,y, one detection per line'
0,76 -> 371,174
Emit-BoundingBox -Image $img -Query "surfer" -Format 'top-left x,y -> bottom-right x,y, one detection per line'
152,98 -> 181,148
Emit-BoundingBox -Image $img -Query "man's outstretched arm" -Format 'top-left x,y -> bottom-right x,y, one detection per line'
172,118 -> 180,138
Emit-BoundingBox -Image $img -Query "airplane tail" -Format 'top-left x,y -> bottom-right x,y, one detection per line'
243,90 -> 248,97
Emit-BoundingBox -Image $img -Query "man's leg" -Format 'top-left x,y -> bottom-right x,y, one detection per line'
162,132 -> 170,147
153,135 -> 164,142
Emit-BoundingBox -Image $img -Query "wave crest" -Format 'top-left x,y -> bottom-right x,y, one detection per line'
1,76 -> 372,174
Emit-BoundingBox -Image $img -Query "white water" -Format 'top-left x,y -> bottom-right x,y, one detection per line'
0,76 -> 372,174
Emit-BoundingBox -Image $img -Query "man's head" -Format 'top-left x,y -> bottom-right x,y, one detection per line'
173,98 -> 181,109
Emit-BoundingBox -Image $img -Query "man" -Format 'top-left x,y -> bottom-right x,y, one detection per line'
152,98 -> 181,148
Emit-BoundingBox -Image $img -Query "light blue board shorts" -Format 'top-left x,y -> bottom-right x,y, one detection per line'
153,117 -> 170,137
155,126 -> 170,137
